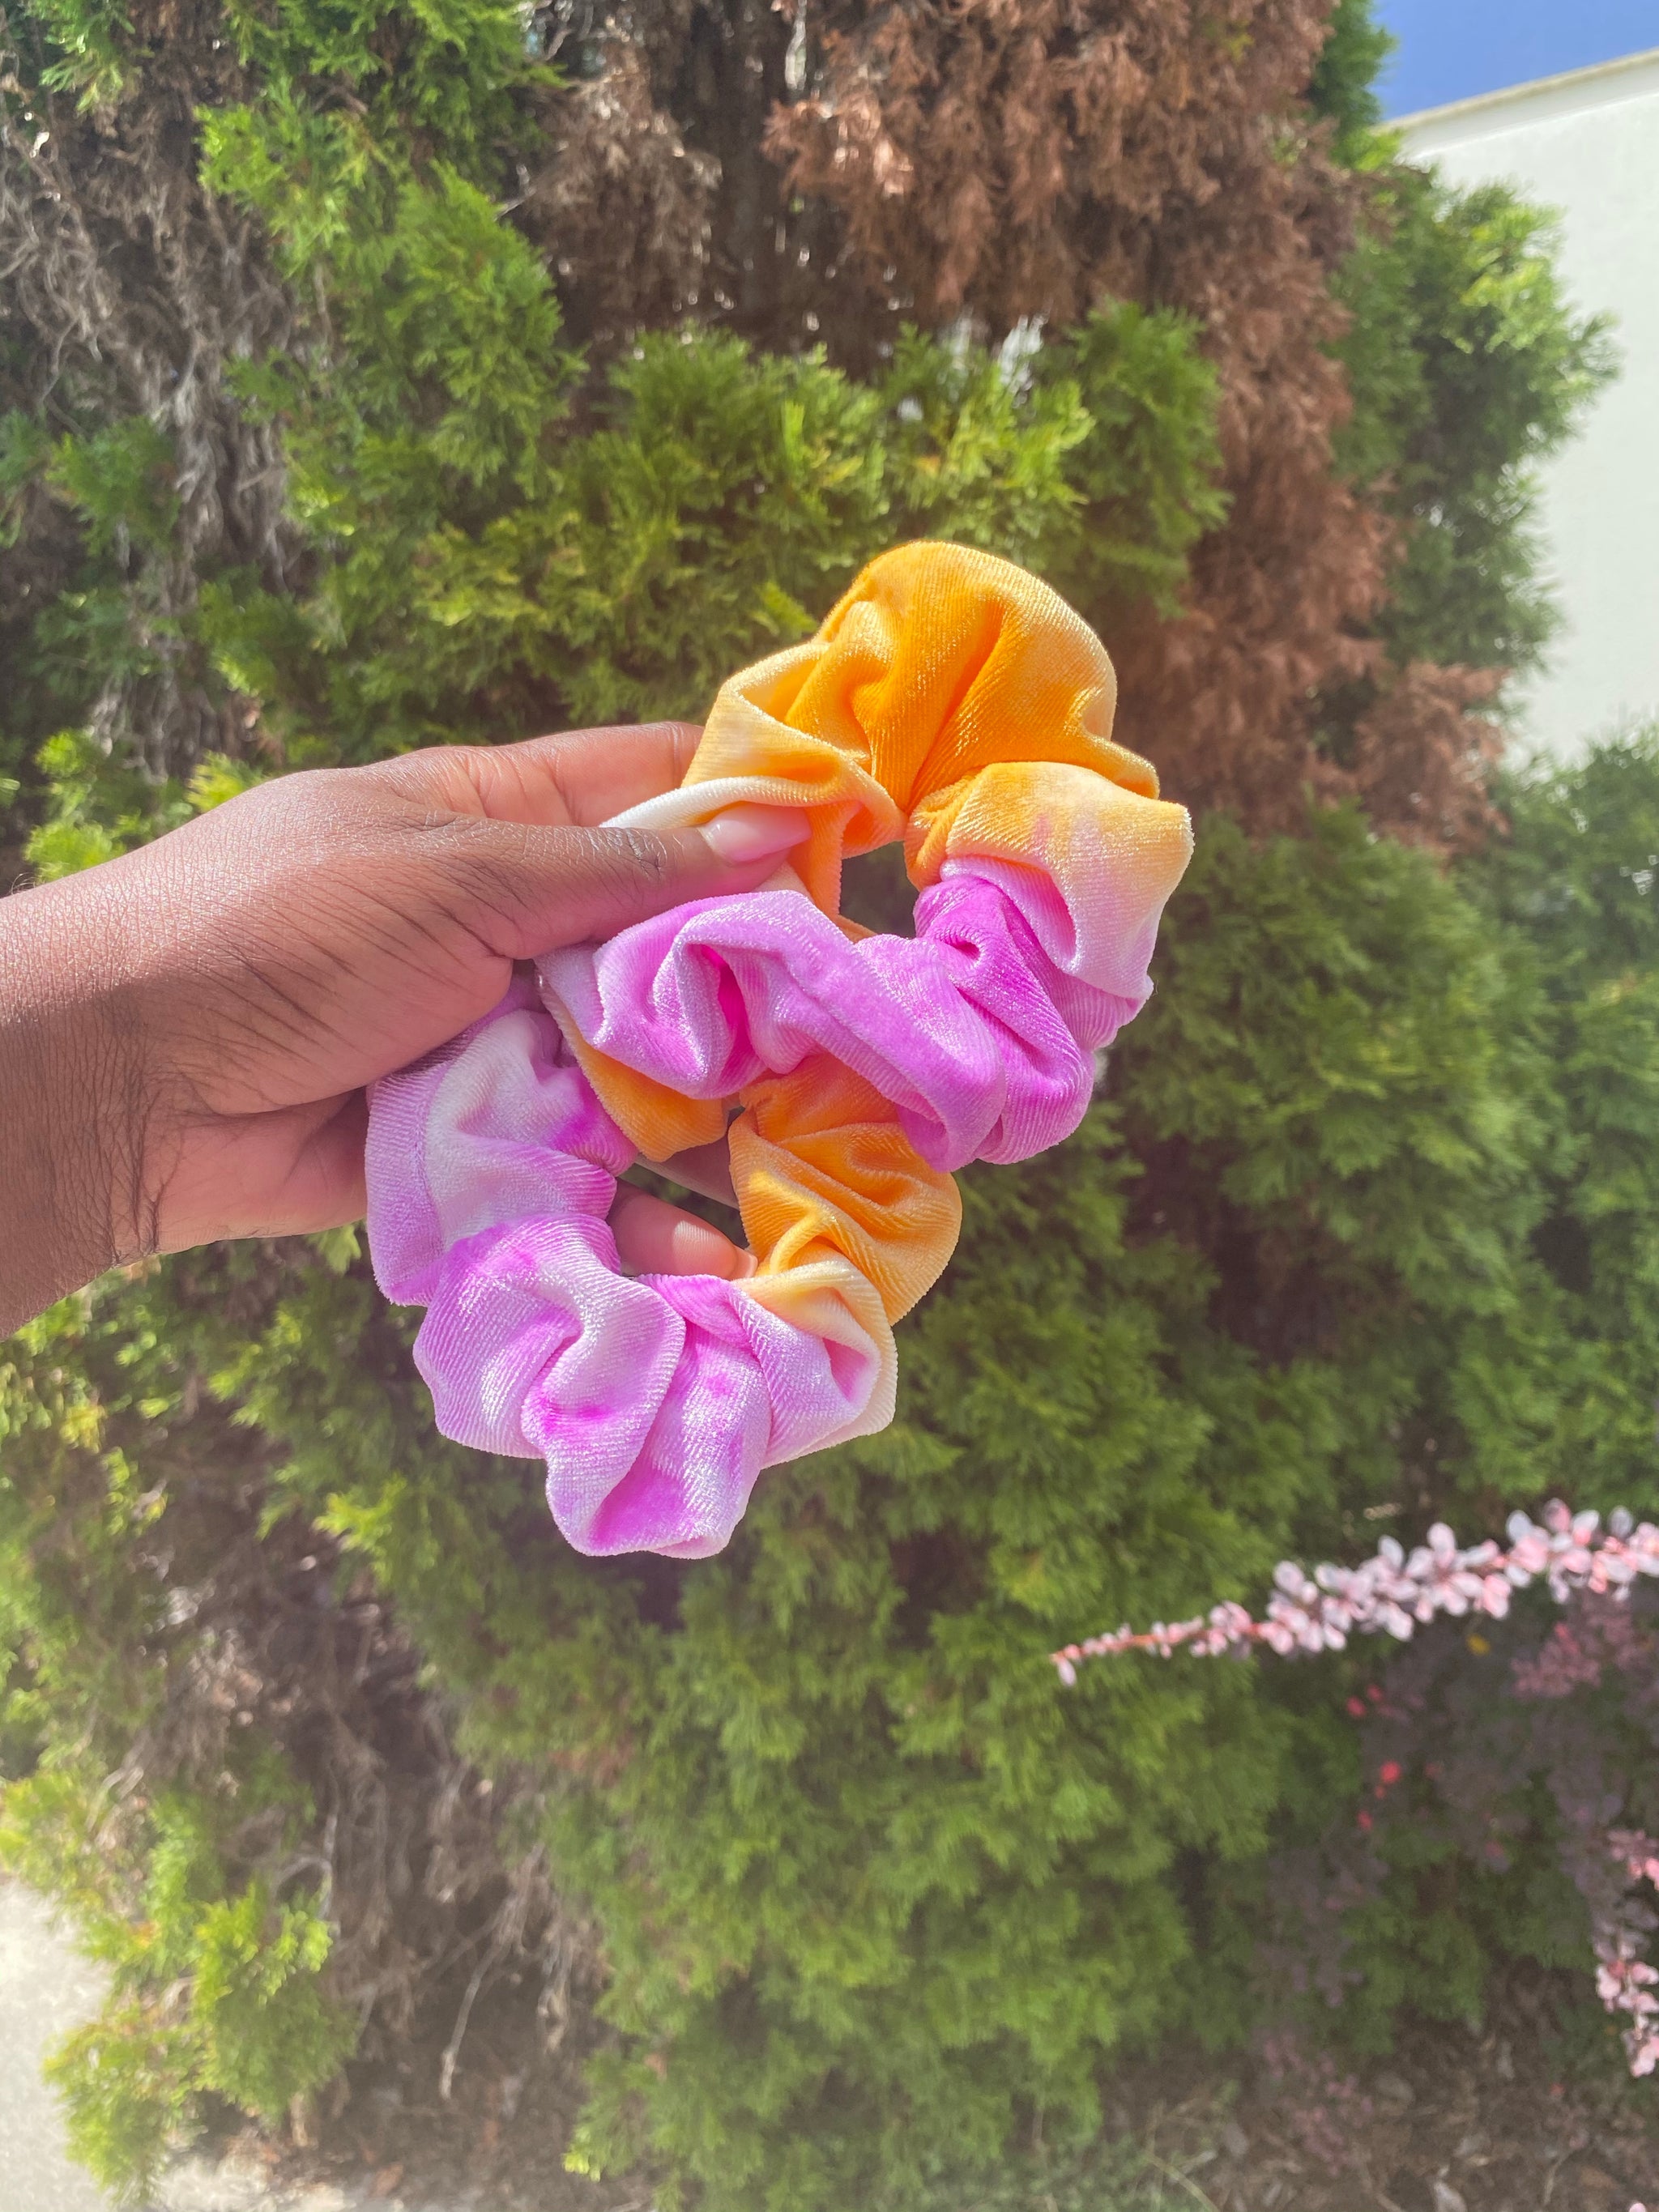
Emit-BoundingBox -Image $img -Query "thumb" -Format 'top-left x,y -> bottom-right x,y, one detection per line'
417,804 -> 811,958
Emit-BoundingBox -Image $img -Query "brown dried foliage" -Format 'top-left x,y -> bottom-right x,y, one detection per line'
523,36 -> 719,340
522,0 -> 854,349
760,0 -> 1500,844
1342,660 -> 1506,853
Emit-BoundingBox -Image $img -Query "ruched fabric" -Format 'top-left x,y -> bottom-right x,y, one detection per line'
367,542 -> 1193,1557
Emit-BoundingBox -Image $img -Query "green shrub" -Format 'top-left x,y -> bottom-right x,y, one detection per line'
19,784 -> 1641,2206
0,1763 -> 350,2201
0,0 -> 1635,2200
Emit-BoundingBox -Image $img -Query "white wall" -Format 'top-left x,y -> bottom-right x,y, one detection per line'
1400,49 -> 1659,761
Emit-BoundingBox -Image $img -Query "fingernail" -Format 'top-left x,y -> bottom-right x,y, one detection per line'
702,1239 -> 758,1283
701,805 -> 809,864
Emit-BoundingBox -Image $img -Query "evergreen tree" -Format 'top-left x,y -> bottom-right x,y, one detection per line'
0,0 -> 1631,2201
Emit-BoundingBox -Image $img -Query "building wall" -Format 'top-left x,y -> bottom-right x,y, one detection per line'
1400,49 -> 1659,760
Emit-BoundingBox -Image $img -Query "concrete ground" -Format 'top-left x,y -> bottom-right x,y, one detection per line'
0,1879 -> 109,2212
0,1880 -> 462,2212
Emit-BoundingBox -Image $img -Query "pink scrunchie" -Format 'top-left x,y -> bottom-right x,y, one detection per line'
367,861 -> 1141,1556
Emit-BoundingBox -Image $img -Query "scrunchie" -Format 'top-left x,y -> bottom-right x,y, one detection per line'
366,543 -> 1192,1558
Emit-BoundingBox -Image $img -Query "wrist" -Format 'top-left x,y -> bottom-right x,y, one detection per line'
0,873 -> 154,1332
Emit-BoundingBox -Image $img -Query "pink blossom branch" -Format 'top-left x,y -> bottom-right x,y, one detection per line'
1051,1503 -> 1659,2087
1597,1831 -> 1659,2078
1050,1502 -> 1659,1686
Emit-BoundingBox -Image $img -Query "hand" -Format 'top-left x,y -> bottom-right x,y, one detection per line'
0,726 -> 807,1334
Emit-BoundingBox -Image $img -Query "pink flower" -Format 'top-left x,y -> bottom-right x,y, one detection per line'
1049,1498 -> 1659,2088
1052,1498 -> 1659,1671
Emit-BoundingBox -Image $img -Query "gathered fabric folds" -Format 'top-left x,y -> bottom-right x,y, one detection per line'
366,541 -> 1193,1557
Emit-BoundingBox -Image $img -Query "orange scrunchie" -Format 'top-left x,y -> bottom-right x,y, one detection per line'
557,541 -> 1192,1332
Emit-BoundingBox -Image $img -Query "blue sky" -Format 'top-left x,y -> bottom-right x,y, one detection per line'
1376,0 -> 1659,116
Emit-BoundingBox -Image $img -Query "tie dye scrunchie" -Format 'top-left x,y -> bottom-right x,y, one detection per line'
366,542 -> 1192,1558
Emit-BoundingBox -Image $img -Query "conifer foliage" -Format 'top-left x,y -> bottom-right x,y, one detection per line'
0,0 -> 1633,2203
766,0 -> 1397,829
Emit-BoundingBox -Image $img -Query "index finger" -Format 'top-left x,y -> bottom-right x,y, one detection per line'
420,723 -> 703,829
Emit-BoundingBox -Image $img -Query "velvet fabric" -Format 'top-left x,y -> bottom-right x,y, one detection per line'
367,542 -> 1192,1556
